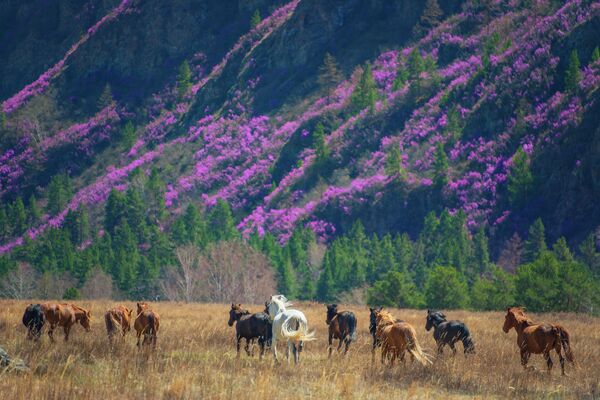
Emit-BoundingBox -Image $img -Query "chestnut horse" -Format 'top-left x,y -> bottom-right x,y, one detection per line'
374,309 -> 431,366
134,302 -> 160,349
42,303 -> 91,342
326,304 -> 357,358
503,307 -> 574,375
105,305 -> 133,341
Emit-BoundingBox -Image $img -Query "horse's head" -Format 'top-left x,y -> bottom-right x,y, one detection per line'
503,307 -> 519,333
325,304 -> 338,325
425,309 -> 446,331
369,307 -> 382,333
267,295 -> 288,320
79,310 -> 92,332
137,302 -> 148,315
228,303 -> 248,326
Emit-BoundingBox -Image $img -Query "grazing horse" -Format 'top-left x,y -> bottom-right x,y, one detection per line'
22,304 -> 45,341
42,303 -> 91,342
134,302 -> 160,349
105,305 -> 133,341
503,307 -> 574,375
326,304 -> 357,357
374,309 -> 432,366
425,310 -> 475,356
228,303 -> 272,358
266,295 -> 315,364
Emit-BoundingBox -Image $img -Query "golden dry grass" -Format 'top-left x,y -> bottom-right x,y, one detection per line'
0,300 -> 599,399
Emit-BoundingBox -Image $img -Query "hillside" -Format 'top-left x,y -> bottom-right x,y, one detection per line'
0,0 -> 600,306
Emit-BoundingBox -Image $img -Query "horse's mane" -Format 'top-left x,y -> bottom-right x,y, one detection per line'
376,310 -> 397,326
508,307 -> 534,325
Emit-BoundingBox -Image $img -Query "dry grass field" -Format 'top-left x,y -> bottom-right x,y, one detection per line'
0,300 -> 599,399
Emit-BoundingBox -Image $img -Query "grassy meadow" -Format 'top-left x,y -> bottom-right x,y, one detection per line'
0,300 -> 599,399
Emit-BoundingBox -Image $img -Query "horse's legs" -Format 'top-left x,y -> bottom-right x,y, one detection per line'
136,330 -> 142,347
259,339 -> 265,359
244,338 -> 251,356
236,335 -> 241,357
372,339 -> 377,363
449,342 -> 457,356
292,343 -> 299,365
437,341 -> 444,355
543,351 -> 553,374
381,344 -> 387,365
328,332 -> 333,359
336,337 -> 344,354
271,337 -> 279,363
48,324 -> 55,342
63,325 -> 70,341
153,333 -> 157,349
344,338 -> 351,356
520,349 -> 531,371
555,342 -> 566,376
286,341 -> 292,364
389,350 -> 396,367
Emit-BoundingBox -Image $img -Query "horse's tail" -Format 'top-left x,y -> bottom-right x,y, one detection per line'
404,327 -> 433,366
554,325 -> 574,363
281,317 -> 316,343
146,313 -> 158,337
347,313 -> 358,342
105,312 -> 119,337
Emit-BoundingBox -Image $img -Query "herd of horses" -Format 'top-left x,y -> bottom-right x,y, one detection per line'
21,297 -> 575,375
22,302 -> 160,348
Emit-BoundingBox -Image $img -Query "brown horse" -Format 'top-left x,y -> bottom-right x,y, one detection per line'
41,303 -> 91,342
374,309 -> 432,366
325,304 -> 357,358
105,305 -> 133,341
134,302 -> 160,349
502,307 -> 574,375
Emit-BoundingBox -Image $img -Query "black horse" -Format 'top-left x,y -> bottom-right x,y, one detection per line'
326,304 -> 357,357
369,306 -> 404,361
22,304 -> 45,341
425,309 -> 475,355
228,303 -> 272,358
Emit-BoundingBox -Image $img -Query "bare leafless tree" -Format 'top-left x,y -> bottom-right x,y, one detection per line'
35,271 -> 77,300
0,263 -> 39,299
81,268 -> 115,299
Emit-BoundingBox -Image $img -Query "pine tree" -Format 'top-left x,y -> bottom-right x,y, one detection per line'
0,110 -> 6,130
444,107 -> 462,143
277,255 -> 297,298
350,63 -> 378,113
524,218 -> 547,263
508,147 -> 534,204
433,143 -> 449,188
318,52 -> 343,92
407,48 -> 425,80
250,9 -> 261,28
177,60 -> 192,99
104,189 -> 127,235
592,47 -> 600,63
208,199 -> 237,242
113,220 -> 139,293
313,122 -> 329,163
470,266 -> 515,310
184,203 -> 207,248
146,168 -> 166,223
125,187 -> 147,241
316,260 -> 335,301
564,49 -> 581,92
27,194 -> 41,225
10,197 -> 27,235
552,237 -> 573,263
0,207 -> 8,240
122,121 -> 136,149
578,233 -> 600,278
171,217 -> 188,245
385,144 -> 406,180
47,174 -> 70,216
98,83 -> 115,110
420,0 -> 443,29
473,228 -> 491,274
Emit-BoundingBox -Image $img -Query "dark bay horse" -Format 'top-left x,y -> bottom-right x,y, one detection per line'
105,305 -> 133,341
326,304 -> 357,357
22,304 -> 45,341
134,302 -> 160,349
228,303 -> 272,358
42,303 -> 91,342
503,307 -> 574,375
425,310 -> 475,355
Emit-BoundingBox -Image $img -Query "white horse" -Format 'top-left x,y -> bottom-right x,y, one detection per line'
267,295 -> 315,364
